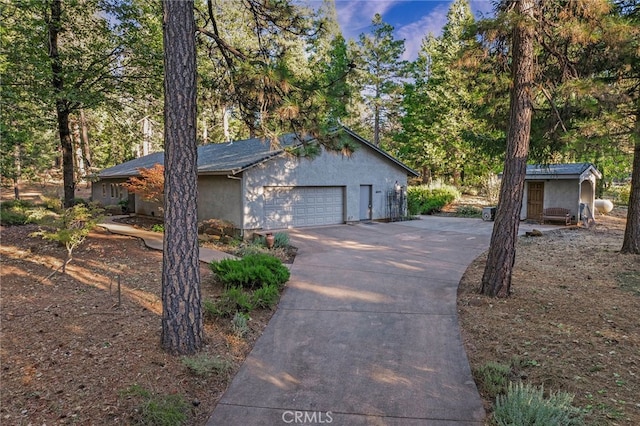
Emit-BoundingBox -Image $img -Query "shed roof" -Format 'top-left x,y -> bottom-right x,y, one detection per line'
98,127 -> 418,179
525,163 -> 601,180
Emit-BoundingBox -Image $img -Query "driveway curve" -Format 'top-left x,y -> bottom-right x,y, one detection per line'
207,216 -> 553,425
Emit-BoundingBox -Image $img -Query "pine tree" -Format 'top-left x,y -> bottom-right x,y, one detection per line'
161,0 -> 203,355
481,0 -> 536,297
396,0 -> 495,184
351,14 -> 407,147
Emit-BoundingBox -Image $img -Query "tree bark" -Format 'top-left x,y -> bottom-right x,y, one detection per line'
481,0 -> 535,297
621,136 -> 640,254
48,0 -> 75,207
161,0 -> 203,355
13,144 -> 21,200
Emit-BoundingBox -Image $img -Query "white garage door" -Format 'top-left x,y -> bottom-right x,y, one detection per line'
263,186 -> 344,229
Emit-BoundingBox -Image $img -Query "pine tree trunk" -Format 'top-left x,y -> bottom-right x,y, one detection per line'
481,0 -> 535,297
13,144 -> 21,200
161,0 -> 203,355
621,136 -> 640,254
48,0 -> 75,208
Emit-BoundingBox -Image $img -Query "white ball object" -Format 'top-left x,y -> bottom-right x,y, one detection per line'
594,199 -> 614,214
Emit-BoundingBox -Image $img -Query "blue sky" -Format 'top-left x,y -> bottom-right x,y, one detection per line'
319,0 -> 495,60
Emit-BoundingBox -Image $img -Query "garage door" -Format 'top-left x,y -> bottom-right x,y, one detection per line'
263,186 -> 344,229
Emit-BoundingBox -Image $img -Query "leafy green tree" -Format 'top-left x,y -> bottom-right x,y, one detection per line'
32,203 -> 103,275
1,0 -> 163,206
350,13 -> 407,146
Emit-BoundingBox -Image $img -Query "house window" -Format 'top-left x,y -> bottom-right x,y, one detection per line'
110,184 -> 115,198
102,183 -> 106,197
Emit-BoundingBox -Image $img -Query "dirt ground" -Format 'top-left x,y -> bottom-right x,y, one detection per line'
457,207 -> 640,424
0,212 -> 275,423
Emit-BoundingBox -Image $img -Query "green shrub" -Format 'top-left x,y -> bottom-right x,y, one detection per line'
41,196 -> 62,212
203,286 -> 253,318
0,200 -> 31,225
494,382 -> 583,426
251,283 -> 280,309
235,240 -> 267,257
25,207 -> 58,223
203,299 -> 223,319
474,362 -> 511,399
603,183 -> 630,206
231,311 -> 250,336
0,207 -> 28,225
210,253 -> 290,290
151,223 -> 165,233
1,199 -> 34,210
456,205 -> 482,217
273,232 -> 290,248
30,203 -> 103,274
121,384 -> 189,426
181,354 -> 232,377
220,286 -> 253,313
407,184 -> 460,215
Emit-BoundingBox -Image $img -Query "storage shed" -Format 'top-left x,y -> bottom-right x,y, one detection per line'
521,163 -> 602,222
93,126 -> 418,234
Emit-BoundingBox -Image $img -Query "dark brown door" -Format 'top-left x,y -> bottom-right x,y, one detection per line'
527,182 -> 544,220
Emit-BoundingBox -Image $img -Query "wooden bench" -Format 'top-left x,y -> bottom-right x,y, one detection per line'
541,207 -> 571,225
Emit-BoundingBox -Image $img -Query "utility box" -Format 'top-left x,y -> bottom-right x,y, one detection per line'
482,207 -> 496,221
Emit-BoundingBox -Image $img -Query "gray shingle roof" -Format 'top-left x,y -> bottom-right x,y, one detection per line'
98,127 -> 418,178
98,133 -> 309,178
525,163 -> 600,178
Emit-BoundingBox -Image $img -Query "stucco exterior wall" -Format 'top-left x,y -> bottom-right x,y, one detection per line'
521,179 -> 579,220
92,179 -> 128,207
92,178 -> 161,216
135,197 -> 163,217
197,175 -> 243,227
242,145 -> 409,230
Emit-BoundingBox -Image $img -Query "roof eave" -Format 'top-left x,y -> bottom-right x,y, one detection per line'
338,126 -> 420,177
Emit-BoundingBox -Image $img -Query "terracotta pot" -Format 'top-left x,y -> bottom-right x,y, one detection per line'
265,233 -> 275,249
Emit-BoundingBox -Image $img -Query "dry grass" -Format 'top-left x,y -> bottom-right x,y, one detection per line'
457,208 -> 640,425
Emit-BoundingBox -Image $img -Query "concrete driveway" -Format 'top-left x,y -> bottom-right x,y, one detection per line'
207,216 -> 555,425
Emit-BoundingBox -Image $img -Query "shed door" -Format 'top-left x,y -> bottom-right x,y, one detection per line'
359,185 -> 372,220
263,186 -> 344,229
527,182 -> 544,220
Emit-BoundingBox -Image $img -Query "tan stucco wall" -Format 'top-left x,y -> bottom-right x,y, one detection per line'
91,179 -> 128,208
135,197 -> 163,217
92,178 -> 160,217
521,178 -> 596,221
197,175 -> 243,227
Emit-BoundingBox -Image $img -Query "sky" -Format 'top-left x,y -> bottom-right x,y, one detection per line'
323,0 -> 495,60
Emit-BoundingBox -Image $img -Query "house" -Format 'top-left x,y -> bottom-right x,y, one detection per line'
520,163 -> 602,222
93,127 -> 418,234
